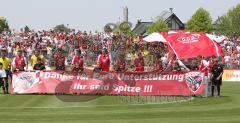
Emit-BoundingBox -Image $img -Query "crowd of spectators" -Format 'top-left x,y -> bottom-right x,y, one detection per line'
0,29 -> 240,94
220,36 -> 240,69
0,29 -> 240,73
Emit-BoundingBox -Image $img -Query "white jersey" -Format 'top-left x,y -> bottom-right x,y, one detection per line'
0,69 -> 6,78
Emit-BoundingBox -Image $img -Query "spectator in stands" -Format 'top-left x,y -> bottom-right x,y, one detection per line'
189,58 -> 199,70
54,49 -> 66,71
166,54 -> 189,72
155,55 -> 163,71
125,50 -> 132,68
114,54 -> 126,72
134,52 -> 145,72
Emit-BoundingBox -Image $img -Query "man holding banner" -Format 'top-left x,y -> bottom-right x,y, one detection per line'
97,48 -> 111,72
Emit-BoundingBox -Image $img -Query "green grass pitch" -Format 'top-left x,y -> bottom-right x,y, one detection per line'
0,82 -> 239,123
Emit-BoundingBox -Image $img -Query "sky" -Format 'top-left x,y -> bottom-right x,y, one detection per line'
0,0 -> 239,31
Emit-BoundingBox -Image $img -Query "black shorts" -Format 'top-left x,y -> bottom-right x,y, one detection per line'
212,77 -> 222,86
0,78 -> 4,87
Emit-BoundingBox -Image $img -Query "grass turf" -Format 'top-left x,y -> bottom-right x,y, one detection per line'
0,82 -> 239,123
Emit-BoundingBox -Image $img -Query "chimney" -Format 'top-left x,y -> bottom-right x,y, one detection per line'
123,6 -> 129,22
169,8 -> 173,13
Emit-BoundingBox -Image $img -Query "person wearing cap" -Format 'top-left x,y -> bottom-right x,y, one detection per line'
97,48 -> 111,72
12,50 -> 26,72
30,50 -> 45,68
0,48 -> 11,94
211,58 -> 224,97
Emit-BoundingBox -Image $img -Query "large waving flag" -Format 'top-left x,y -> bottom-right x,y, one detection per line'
166,32 -> 223,59
142,32 -> 223,59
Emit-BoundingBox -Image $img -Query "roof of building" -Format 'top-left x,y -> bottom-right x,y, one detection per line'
132,21 -> 153,35
154,11 -> 173,22
132,11 -> 185,35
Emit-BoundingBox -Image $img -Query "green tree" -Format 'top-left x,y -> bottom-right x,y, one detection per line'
114,21 -> 133,35
215,4 -> 240,36
147,18 -> 169,34
24,26 -> 30,32
53,24 -> 70,33
0,17 -> 9,33
186,8 -> 213,33
214,15 -> 232,35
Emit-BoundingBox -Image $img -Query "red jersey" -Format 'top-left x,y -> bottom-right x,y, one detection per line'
72,55 -> 83,69
98,54 -> 110,72
208,60 -> 214,74
14,56 -> 26,70
134,57 -> 144,72
199,60 -> 208,76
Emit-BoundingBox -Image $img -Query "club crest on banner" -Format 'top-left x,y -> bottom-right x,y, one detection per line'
185,72 -> 203,93
12,72 -> 40,93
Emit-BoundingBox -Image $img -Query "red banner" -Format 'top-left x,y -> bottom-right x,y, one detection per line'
11,71 -> 205,95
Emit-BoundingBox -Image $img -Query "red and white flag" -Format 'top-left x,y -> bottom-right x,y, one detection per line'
166,32 -> 223,59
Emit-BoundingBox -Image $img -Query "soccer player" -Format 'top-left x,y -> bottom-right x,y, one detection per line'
71,50 -> 84,72
12,50 -> 26,72
199,56 -> 209,77
97,48 -> 110,72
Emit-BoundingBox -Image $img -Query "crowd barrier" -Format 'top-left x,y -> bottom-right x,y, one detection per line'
11,70 -> 206,96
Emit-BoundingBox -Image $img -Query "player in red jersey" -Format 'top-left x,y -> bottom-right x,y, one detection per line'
71,50 -> 84,72
12,50 -> 26,72
199,56 -> 208,77
97,49 -> 110,72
